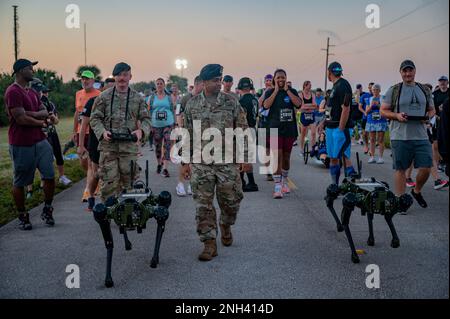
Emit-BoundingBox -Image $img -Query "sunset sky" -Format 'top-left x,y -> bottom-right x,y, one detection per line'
0,0 -> 448,92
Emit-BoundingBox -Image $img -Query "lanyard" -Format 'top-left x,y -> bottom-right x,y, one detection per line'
110,86 -> 131,131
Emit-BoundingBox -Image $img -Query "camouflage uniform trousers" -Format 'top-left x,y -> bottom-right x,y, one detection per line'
98,151 -> 139,202
190,164 -> 244,242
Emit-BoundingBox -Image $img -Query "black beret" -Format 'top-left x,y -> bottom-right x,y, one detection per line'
223,75 -> 233,83
199,64 -> 223,81
112,62 -> 131,76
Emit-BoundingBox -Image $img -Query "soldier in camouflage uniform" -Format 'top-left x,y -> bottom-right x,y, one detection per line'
90,62 -> 151,202
184,64 -> 251,261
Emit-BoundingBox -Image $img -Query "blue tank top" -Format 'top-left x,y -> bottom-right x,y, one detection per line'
151,94 -> 174,128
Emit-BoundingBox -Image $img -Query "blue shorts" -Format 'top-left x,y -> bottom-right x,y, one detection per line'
300,112 -> 315,127
326,127 -> 352,159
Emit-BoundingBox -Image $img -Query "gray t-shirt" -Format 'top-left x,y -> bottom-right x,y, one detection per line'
383,83 -> 434,141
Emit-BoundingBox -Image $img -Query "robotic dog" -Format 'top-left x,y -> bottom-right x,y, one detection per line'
325,153 -> 414,263
93,160 -> 171,287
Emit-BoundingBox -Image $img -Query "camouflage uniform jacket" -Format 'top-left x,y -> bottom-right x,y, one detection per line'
90,86 -> 151,154
184,91 -> 249,165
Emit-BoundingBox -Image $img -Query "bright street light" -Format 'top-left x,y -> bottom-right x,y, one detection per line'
175,58 -> 188,77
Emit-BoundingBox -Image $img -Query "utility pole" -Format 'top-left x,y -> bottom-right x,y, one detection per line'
13,5 -> 19,61
84,23 -> 87,65
321,37 -> 335,91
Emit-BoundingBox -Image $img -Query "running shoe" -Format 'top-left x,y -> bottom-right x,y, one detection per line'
376,157 -> 384,164
187,183 -> 193,195
156,164 -> 162,174
176,183 -> 187,197
281,183 -> 290,195
26,191 -> 33,200
41,205 -> 55,226
273,184 -> 283,199
59,175 -> 72,186
406,178 -> 416,188
162,169 -> 170,178
434,179 -> 449,190
18,213 -> 32,231
411,189 -> 428,208
81,190 -> 89,203
368,157 -> 376,164
266,174 -> 274,181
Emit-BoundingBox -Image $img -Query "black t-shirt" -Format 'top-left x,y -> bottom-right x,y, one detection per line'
263,88 -> 300,137
433,89 -> 449,117
41,95 -> 57,114
239,93 -> 258,128
327,78 -> 354,128
80,97 -> 98,152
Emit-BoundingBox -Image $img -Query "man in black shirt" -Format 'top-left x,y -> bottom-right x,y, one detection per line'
238,77 -> 259,192
325,62 -> 357,185
263,69 -> 302,199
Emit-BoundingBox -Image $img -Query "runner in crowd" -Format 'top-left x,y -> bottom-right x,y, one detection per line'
176,76 -> 204,197
358,83 -> 374,154
238,77 -> 259,192
366,84 -> 388,164
298,80 -> 318,156
313,88 -> 325,138
222,75 -> 239,100
324,62 -> 357,185
259,74 -> 274,181
147,78 -> 175,178
78,77 -> 116,210
5,59 -> 56,230
73,70 -> 101,202
262,69 -> 302,199
381,60 -> 435,210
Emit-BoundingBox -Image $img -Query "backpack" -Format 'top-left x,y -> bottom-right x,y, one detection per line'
390,82 -> 430,114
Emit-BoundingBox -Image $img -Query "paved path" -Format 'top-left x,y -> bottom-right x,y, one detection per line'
0,143 -> 448,298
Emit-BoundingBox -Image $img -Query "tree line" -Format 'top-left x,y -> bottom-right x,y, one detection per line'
0,65 -> 188,127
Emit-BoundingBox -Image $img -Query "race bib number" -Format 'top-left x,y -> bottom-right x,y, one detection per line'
156,111 -> 168,121
280,109 -> 293,122
372,112 -> 381,120
304,113 -> 314,121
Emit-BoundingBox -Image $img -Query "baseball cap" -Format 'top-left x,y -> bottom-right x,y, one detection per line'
12,59 -> 38,76
81,70 -> 95,79
264,74 -> 273,80
223,75 -> 233,83
400,60 -> 416,71
328,62 -> 343,76
237,77 -> 254,90
438,75 -> 448,82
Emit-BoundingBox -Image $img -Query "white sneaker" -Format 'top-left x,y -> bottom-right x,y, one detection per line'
176,183 -> 187,197
59,175 -> 72,186
186,183 -> 192,195
368,157 -> 376,164
376,157 -> 384,164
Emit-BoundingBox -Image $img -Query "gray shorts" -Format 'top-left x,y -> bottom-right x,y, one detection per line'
391,140 -> 433,171
9,139 -> 55,187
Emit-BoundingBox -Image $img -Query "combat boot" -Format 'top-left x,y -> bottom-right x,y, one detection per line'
220,224 -> 233,247
198,239 -> 218,261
